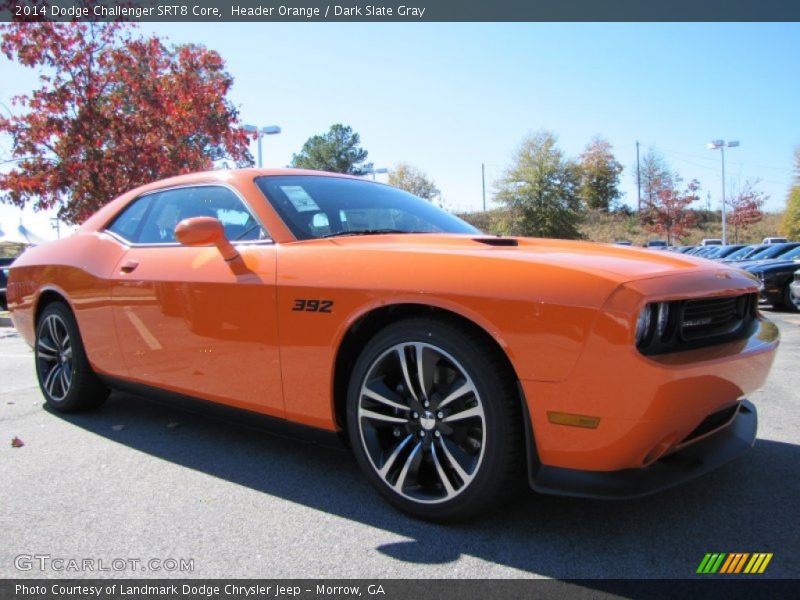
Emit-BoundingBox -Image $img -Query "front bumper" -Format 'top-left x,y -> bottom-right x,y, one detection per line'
531,400 -> 757,499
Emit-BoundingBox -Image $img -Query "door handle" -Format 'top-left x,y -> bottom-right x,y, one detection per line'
120,259 -> 140,273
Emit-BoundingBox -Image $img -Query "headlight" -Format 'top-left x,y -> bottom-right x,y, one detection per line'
635,304 -> 653,346
656,302 -> 670,338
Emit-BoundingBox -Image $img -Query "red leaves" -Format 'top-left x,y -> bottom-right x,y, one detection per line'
642,177 -> 700,245
729,180 -> 766,230
0,23 -> 253,224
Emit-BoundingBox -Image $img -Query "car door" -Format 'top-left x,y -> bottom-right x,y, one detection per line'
108,184 -> 284,416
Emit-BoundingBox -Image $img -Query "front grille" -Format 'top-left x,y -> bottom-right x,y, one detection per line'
638,293 -> 757,355
681,296 -> 747,341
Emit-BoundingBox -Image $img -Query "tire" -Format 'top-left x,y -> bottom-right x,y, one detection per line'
784,281 -> 800,313
35,301 -> 109,412
346,317 -> 524,521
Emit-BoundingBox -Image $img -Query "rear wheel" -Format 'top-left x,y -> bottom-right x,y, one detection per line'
346,317 -> 523,521
35,302 -> 109,412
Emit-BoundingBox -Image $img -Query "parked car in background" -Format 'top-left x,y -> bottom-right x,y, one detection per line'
762,237 -> 788,245
692,246 -> 719,258
0,257 -> 16,310
722,244 -> 767,263
645,240 -> 668,249
671,245 -> 695,253
5,168 -> 780,520
700,238 -> 723,246
734,242 -> 800,268
707,244 -> 747,260
613,240 -> 633,246
745,252 -> 800,311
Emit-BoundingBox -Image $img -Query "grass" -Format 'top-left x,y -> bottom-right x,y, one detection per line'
459,209 -> 786,246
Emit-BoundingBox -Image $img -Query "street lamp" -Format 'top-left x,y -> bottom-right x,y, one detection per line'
364,167 -> 388,181
707,139 -> 740,245
244,124 -> 281,168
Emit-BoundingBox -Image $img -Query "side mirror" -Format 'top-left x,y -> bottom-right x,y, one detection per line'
174,217 -> 239,262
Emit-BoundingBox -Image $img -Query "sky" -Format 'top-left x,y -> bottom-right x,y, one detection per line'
1,22 -> 799,238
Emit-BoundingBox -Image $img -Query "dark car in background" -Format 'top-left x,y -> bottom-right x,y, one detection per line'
0,257 -> 15,310
745,248 -> 800,312
734,242 -> 800,269
707,244 -> 747,260
723,244 -> 771,263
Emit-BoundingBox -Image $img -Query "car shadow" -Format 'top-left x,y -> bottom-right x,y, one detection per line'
50,390 -> 800,580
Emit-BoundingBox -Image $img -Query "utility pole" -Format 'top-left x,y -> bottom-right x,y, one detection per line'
481,163 -> 486,212
636,141 -> 641,212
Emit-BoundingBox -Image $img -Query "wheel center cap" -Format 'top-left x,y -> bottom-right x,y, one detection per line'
420,411 -> 436,431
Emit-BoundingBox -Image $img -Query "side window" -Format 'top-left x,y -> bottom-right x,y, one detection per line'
106,195 -> 154,242
137,186 -> 268,244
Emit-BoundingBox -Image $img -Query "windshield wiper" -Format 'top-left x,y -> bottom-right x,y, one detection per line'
323,229 -> 424,238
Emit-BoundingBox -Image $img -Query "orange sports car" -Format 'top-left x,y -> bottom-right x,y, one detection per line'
7,169 -> 779,520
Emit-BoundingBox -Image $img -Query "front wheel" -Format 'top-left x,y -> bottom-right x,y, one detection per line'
346,318 -> 523,521
35,301 -> 109,412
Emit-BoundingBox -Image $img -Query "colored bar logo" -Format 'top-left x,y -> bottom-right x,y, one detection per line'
697,553 -> 773,574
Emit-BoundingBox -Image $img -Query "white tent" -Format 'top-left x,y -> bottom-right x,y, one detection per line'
0,220 -> 53,246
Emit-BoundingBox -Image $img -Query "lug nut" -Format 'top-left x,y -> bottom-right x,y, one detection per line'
437,411 -> 444,419
434,431 -> 441,438
393,428 -> 402,437
412,412 -> 419,419
419,431 -> 426,438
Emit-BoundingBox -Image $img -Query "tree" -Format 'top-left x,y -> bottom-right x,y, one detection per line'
642,176 -> 700,244
636,148 -> 673,211
578,136 -> 623,212
291,123 -> 372,175
781,148 -> 800,239
728,179 -> 767,243
387,163 -> 438,200
494,130 -> 582,239
0,23 -> 252,224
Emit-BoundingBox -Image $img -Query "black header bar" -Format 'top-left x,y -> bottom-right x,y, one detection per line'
3,0 -> 800,22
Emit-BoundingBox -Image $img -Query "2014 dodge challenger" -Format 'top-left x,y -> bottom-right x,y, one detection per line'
7,169 -> 779,520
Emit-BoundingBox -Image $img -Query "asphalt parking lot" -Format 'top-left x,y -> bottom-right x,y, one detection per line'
1,308 -> 798,581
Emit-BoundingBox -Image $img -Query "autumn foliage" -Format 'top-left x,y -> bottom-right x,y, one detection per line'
642,177 -> 700,245
0,23 -> 252,224
728,180 -> 766,243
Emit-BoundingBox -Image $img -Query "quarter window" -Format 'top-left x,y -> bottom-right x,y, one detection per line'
106,194 -> 154,242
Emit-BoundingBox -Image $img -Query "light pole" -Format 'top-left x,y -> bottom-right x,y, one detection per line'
364,167 -> 388,181
244,124 -> 281,168
707,139 -> 739,245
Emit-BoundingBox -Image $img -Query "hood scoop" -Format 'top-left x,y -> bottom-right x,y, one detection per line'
473,237 -> 519,247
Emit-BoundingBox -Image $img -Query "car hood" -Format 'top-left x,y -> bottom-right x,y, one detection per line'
324,234 -> 731,284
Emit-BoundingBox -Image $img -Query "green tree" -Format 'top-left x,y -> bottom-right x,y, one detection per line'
578,136 -> 623,211
387,163 -> 438,200
781,148 -> 800,239
494,130 -> 582,239
291,123 -> 372,175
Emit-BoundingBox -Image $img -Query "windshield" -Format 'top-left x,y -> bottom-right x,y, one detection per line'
726,245 -> 762,260
771,246 -> 800,261
748,244 -> 798,260
254,175 -> 479,241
